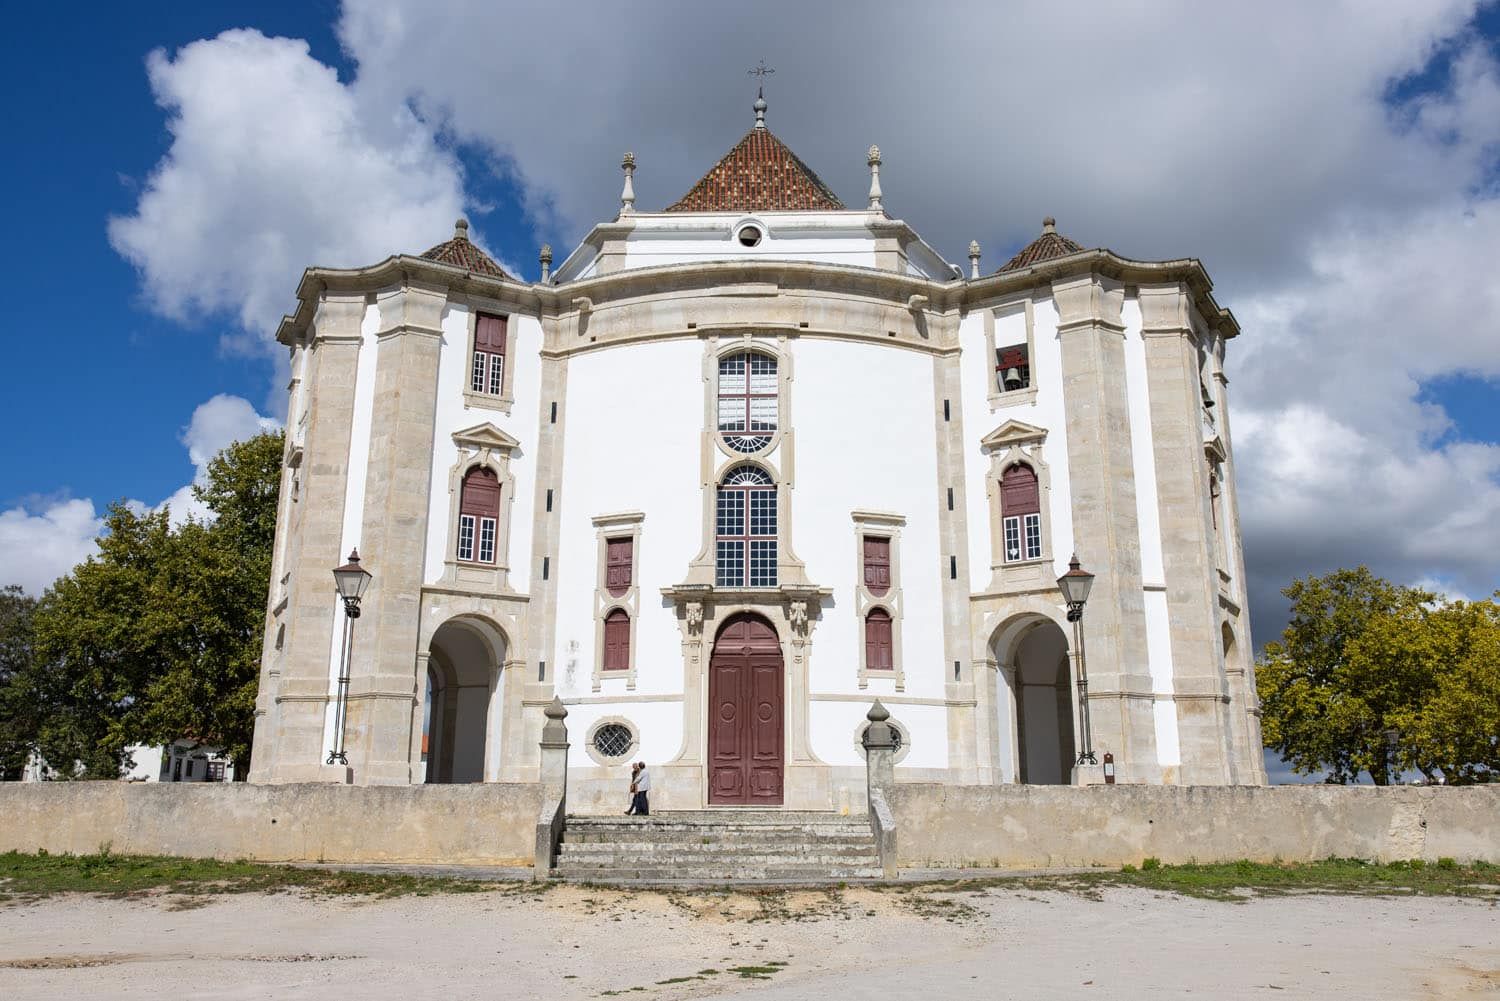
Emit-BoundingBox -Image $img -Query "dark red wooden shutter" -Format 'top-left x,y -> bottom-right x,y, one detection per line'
1000,463 -> 1040,517
475,313 -> 507,355
460,467 -> 501,518
863,536 -> 891,596
865,609 -> 893,670
603,609 -> 630,670
605,538 -> 633,597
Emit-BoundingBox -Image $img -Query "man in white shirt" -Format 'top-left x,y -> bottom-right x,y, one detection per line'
632,761 -> 651,816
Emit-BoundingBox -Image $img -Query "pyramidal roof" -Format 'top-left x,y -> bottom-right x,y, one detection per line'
420,219 -> 510,279
666,97 -> 845,213
997,217 -> 1085,273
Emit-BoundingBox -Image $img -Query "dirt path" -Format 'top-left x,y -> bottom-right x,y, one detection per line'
0,884 -> 1494,999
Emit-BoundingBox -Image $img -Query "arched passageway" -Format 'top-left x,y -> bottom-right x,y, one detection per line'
424,619 -> 501,783
994,616 -> 1076,785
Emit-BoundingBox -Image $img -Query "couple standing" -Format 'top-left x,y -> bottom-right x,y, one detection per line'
625,761 -> 651,816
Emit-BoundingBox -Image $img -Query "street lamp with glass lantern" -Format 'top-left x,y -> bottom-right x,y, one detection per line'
327,549 -> 372,766
1057,553 -> 1097,766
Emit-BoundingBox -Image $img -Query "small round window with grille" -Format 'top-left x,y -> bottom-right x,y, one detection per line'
592,722 -> 634,760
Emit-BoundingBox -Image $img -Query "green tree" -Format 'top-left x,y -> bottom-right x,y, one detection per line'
23,430 -> 284,780
0,585 -> 39,780
1258,567 -> 1498,785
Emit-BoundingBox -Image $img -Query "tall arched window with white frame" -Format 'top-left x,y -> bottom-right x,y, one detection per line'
718,352 -> 778,453
716,466 -> 777,587
1000,463 -> 1042,562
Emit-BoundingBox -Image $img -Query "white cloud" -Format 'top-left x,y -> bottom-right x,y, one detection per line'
0,395 -> 277,594
0,499 -> 106,597
107,28 -> 471,352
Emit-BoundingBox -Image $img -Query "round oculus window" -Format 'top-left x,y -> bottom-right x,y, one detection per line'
737,225 -> 763,247
592,722 -> 634,760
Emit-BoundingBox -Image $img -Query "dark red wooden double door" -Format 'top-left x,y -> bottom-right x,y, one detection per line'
708,614 -> 784,805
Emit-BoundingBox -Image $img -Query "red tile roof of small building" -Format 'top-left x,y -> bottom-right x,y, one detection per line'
997,218 -> 1086,272
420,219 -> 511,278
667,126 -> 845,213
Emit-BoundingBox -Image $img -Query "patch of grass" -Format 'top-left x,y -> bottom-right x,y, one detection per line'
728,964 -> 784,979
0,849 -> 513,902
991,857 -> 1500,902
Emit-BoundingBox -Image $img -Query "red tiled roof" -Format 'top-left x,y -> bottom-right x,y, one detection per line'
997,218 -> 1086,273
420,219 -> 510,279
667,127 -> 845,213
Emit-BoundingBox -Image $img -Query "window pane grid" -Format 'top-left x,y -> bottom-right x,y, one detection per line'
715,468 -> 776,587
718,352 -> 777,453
478,517 -> 496,564
1002,516 -> 1021,563
488,354 -> 504,395
1023,513 -> 1042,561
458,515 -> 476,562
470,351 -> 487,393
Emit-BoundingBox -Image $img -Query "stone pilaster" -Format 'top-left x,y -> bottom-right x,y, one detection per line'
267,295 -> 366,782
1138,283 -> 1236,784
1052,273 -> 1159,781
345,283 -> 447,785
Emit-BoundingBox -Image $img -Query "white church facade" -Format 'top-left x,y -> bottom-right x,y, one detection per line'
248,97 -> 1266,806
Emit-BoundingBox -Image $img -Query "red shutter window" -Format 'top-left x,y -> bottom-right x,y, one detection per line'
603,609 -> 630,670
471,313 -> 508,395
865,609 -> 894,670
863,536 -> 891,596
1000,463 -> 1041,562
605,538 -> 633,597
458,467 -> 501,563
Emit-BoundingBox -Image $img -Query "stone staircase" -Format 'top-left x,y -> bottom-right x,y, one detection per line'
550,811 -> 882,885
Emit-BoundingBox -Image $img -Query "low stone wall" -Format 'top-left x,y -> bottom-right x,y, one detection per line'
0,783 -> 543,866
890,784 -> 1500,867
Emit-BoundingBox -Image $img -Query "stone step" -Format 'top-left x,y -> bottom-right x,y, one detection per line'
566,811 -> 863,826
562,829 -> 874,845
566,819 -> 869,834
552,865 -> 885,883
557,850 -> 879,867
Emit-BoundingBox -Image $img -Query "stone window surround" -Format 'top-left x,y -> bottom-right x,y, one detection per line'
457,300 -> 519,415
441,423 -> 520,591
706,332 -> 793,462
980,421 -> 1055,588
591,511 -> 645,691
853,717 -> 912,765
851,510 -> 907,691
984,297 -> 1040,409
584,715 -> 639,766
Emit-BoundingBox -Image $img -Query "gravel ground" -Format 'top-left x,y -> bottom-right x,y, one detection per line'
0,883 -> 1495,999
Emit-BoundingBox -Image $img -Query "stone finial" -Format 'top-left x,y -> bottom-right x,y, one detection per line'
539,243 -> 553,284
1043,215 -> 1056,234
968,240 -> 982,279
619,151 -> 637,216
541,695 -> 569,746
544,695 -> 567,720
454,217 -> 470,240
753,89 -> 768,129
863,700 -> 896,752
867,144 -> 883,212
867,700 -> 890,724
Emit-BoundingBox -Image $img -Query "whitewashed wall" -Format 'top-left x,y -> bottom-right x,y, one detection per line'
551,339 -> 705,763
421,307 -> 544,591
793,337 -> 946,768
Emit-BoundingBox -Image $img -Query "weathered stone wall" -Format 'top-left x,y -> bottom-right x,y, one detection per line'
0,783 -> 542,866
890,784 -> 1500,867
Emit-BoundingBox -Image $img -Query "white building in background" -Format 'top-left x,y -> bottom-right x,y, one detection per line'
248,95 -> 1265,807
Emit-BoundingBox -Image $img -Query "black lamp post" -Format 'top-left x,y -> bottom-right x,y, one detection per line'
327,549 -> 372,766
1057,553 -> 1097,766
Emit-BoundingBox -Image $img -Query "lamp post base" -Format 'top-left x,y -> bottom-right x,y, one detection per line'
1072,762 -> 1106,786
318,764 -> 354,784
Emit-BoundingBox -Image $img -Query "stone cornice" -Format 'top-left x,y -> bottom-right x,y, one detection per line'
274,244 -> 1241,347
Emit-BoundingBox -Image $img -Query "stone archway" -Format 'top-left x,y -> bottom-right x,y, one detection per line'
707,612 -> 784,805
424,619 -> 500,783
991,614 -> 1075,785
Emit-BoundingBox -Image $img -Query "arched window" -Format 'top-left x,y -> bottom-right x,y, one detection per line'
457,467 -> 500,563
718,352 -> 777,453
865,608 -> 893,670
1000,463 -> 1041,562
603,608 -> 631,671
716,466 -> 777,587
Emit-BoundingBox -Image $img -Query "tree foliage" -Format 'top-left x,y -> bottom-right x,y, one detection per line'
1257,567 -> 1499,784
4,430 -> 283,780
0,585 -> 39,780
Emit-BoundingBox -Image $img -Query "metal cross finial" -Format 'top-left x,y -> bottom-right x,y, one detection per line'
748,60 -> 775,86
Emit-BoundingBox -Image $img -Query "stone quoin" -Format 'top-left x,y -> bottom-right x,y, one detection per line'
248,91 -> 1265,810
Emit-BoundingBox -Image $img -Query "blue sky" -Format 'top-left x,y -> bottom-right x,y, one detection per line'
2,1 -> 1497,673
